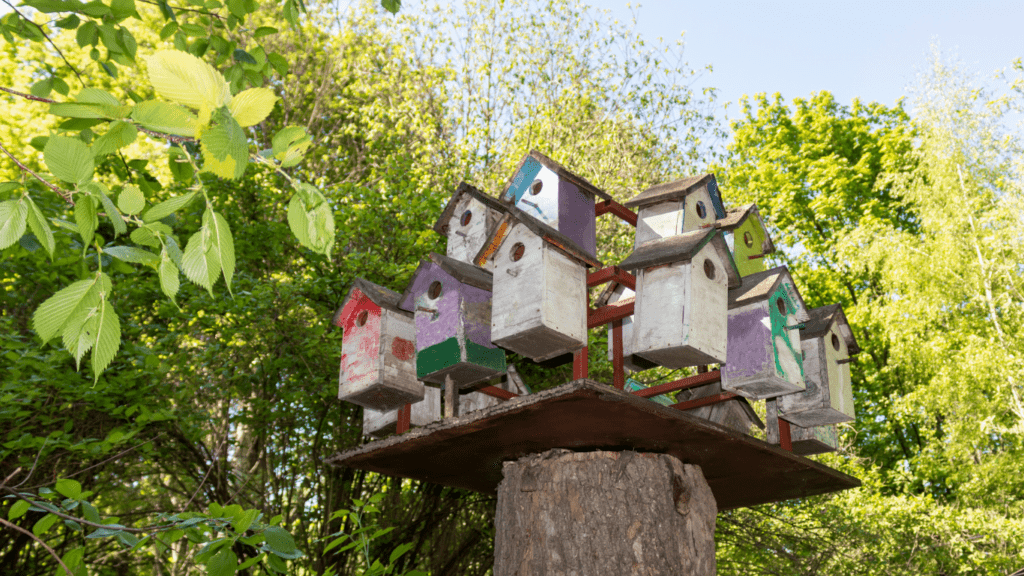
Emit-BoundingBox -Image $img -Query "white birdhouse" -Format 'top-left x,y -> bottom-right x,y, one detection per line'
498,150 -> 611,258
676,380 -> 764,435
475,208 -> 601,362
624,174 -> 727,248
721,266 -> 810,399
458,365 -> 532,415
766,398 -> 838,455
715,204 -> 775,278
619,228 -> 740,368
334,279 -> 425,411
363,387 -> 442,438
397,253 -> 505,390
596,282 -> 657,373
434,182 -> 508,266
778,304 -> 859,427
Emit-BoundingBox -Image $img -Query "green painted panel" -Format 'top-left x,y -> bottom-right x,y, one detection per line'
768,283 -> 804,381
734,217 -> 767,277
465,339 -> 507,373
417,337 -> 462,379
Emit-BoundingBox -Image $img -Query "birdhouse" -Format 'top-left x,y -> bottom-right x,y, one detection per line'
475,208 -> 601,362
433,182 -> 508,265
619,228 -> 740,368
721,266 -> 809,399
676,380 -> 765,435
398,253 -> 506,390
458,365 -> 532,415
596,282 -> 657,373
624,378 -> 672,406
498,150 -> 611,258
334,279 -> 425,411
363,387 -> 442,438
624,174 -> 727,248
766,399 -> 838,456
778,304 -> 859,427
714,204 -> 775,277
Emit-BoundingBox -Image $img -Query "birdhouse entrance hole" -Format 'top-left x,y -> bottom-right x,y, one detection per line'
831,333 -> 841,351
529,179 -> 543,195
461,210 -> 473,226
776,297 -> 787,315
743,231 -> 754,248
696,200 -> 707,219
511,242 -> 525,262
356,310 -> 369,327
703,259 -> 716,280
428,281 -> 443,299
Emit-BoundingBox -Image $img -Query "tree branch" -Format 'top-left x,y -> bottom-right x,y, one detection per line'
0,517 -> 74,576
0,85 -> 57,104
1,0 -> 86,87
0,140 -> 75,204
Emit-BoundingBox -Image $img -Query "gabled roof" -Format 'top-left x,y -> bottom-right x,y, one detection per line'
618,228 -> 741,287
727,266 -> 810,321
397,253 -> 494,311
624,173 -> 727,218
432,182 -> 507,237
715,204 -> 776,255
474,207 -> 603,268
333,278 -> 409,326
498,150 -> 613,204
800,304 -> 861,355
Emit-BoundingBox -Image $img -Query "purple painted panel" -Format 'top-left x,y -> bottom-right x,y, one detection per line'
460,283 -> 498,349
723,307 -> 771,380
558,180 -> 597,257
408,264 -> 498,351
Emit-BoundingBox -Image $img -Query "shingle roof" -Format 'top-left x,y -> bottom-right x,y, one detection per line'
715,203 -> 776,255
498,150 -> 613,204
618,229 -> 741,287
475,207 -> 603,268
432,182 -> 508,237
624,174 -> 726,218
333,278 -> 410,326
801,304 -> 861,355
727,266 -> 809,322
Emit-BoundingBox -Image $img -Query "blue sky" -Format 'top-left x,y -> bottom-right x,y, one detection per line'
585,0 -> 1024,121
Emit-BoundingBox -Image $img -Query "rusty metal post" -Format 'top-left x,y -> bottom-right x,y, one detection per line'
396,403 -> 411,433
778,418 -> 793,452
612,320 -> 625,390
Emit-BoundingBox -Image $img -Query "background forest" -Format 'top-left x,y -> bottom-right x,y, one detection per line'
1,0 -> 1023,574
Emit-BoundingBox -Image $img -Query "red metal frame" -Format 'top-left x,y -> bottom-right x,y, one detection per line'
396,403 -> 411,434
595,199 -> 638,227
670,392 -> 737,412
778,418 -> 793,452
630,370 -> 721,398
587,266 -> 636,291
476,386 -> 519,401
587,298 -> 634,330
612,320 -> 625,390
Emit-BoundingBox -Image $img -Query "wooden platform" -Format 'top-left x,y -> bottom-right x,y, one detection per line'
326,379 -> 859,510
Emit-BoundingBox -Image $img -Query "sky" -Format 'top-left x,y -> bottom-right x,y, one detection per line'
583,0 -> 1024,122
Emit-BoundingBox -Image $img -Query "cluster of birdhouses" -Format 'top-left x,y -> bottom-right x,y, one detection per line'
332,149 -> 860,454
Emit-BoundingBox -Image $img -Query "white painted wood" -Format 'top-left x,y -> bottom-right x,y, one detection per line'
491,225 -> 544,342
363,386 -> 441,438
685,246 -> 728,363
446,195 -> 494,264
635,201 -> 683,247
513,165 -> 561,230
541,244 -> 587,345
340,308 -> 424,411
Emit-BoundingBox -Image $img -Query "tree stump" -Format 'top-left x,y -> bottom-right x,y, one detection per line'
494,449 -> 717,575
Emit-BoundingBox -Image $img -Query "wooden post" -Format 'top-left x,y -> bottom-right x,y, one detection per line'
443,374 -> 459,419
494,449 -> 716,575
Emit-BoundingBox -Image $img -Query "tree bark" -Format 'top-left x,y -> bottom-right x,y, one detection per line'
494,449 -> 716,576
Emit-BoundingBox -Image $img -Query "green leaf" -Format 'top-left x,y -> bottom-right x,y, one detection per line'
131,100 -> 199,137
207,547 -> 237,576
0,181 -> 21,194
181,224 -> 219,294
263,526 -> 297,555
232,49 -> 257,65
110,0 -> 139,20
44,136 -> 94,184
228,88 -> 277,127
226,0 -> 246,18
54,13 -> 80,29
87,182 -> 127,236
55,478 -> 82,499
81,502 -> 100,524
90,293 -> 121,381
8,499 -> 30,520
271,126 -> 307,156
33,513 -> 59,537
145,50 -> 230,110
267,53 -> 288,76
75,195 -> 97,245
236,553 -> 264,571
105,245 -> 158,264
76,21 -> 98,46
33,276 -> 102,343
22,0 -> 81,13
143,190 -> 196,222
159,21 -> 179,40
254,26 -> 277,38
78,88 -> 120,107
231,508 -> 258,534
24,196 -> 55,258
381,0 -> 400,14
200,110 -> 248,180
168,146 -> 194,183
159,251 -> 180,302
389,542 -> 413,564
0,199 -> 28,250
30,79 -> 52,98
287,194 -> 309,248
117,184 -> 145,215
91,121 -> 138,158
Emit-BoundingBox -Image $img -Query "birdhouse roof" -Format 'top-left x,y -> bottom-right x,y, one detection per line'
618,229 -> 741,287
498,150 -> 613,204
475,207 -> 603,268
333,278 -> 409,327
801,304 -> 861,355
715,204 -> 777,255
397,253 -> 495,311
432,182 -> 508,237
727,266 -> 810,321
623,174 -> 727,218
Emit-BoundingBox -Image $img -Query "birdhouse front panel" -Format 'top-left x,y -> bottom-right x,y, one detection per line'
363,386 -> 441,438
728,215 -> 770,277
631,243 -> 730,368
490,224 -> 587,361
337,283 -> 424,411
444,193 -> 502,264
779,313 -> 855,427
602,284 -> 657,373
402,261 -> 505,389
766,399 -> 838,455
634,201 -> 684,247
721,273 -> 807,399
